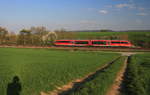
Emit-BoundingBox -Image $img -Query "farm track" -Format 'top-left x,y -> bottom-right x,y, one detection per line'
106,56 -> 129,95
0,45 -> 150,52
41,57 -> 121,95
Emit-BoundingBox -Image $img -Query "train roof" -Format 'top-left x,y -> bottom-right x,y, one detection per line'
56,40 -> 130,42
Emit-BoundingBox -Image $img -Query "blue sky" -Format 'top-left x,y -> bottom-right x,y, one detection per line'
0,0 -> 150,32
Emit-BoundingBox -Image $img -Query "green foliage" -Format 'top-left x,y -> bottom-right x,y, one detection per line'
70,57 -> 126,95
128,33 -> 150,48
17,29 -> 32,45
0,48 -> 119,95
123,56 -> 145,95
100,30 -> 110,32
123,53 -> 150,95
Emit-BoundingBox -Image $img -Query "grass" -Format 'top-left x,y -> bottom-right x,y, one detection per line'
0,48 -> 120,95
123,53 -> 150,95
75,31 -> 150,39
69,56 -> 126,95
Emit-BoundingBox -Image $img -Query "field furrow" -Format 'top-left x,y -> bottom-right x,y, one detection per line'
67,57 -> 126,95
122,53 -> 150,95
44,56 -> 121,95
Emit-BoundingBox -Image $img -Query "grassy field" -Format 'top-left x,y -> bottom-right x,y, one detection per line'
123,53 -> 150,95
75,31 -> 150,39
0,48 -> 120,95
69,56 -> 126,95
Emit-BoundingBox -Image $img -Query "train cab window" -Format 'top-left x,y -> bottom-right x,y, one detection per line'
111,42 -> 120,44
75,41 -> 89,44
121,42 -> 128,44
92,41 -> 106,45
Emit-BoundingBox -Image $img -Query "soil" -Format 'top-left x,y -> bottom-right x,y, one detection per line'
105,53 -> 134,95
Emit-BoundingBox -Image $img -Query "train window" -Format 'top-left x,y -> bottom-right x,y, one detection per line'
111,42 -> 120,44
75,41 -> 89,44
92,41 -> 106,45
121,42 -> 128,44
56,41 -> 72,43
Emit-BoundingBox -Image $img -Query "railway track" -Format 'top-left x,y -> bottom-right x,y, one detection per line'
51,46 -> 150,52
0,45 -> 150,52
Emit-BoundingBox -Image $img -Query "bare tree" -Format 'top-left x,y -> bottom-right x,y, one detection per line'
0,27 -> 8,45
30,26 -> 48,46
42,31 -> 57,46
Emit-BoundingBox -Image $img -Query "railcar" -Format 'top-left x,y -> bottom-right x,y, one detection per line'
91,40 -> 109,47
110,40 -> 132,47
54,40 -> 133,47
74,40 -> 90,47
54,40 -> 74,46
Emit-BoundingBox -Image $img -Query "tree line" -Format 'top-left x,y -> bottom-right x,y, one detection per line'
0,26 -> 59,46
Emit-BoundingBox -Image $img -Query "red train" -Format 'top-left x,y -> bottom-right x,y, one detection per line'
54,40 -> 133,47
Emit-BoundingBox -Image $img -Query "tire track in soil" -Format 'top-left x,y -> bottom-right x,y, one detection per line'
41,57 -> 121,95
106,55 -> 130,95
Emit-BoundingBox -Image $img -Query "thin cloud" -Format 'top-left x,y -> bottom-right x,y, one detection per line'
80,20 -> 97,24
99,10 -> 108,14
116,4 -> 135,9
87,8 -> 95,11
105,5 -> 113,8
136,13 -> 148,16
138,7 -> 145,11
135,19 -> 143,24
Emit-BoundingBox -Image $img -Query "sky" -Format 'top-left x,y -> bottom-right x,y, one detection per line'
0,0 -> 150,32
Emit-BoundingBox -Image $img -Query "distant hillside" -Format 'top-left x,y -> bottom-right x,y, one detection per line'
67,30 -> 150,32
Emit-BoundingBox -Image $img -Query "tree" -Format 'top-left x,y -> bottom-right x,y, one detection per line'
42,31 -> 57,45
30,26 -> 48,46
100,29 -> 109,32
0,27 -> 8,45
5,32 -> 17,45
17,29 -> 31,45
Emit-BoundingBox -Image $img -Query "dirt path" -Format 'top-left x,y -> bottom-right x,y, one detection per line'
106,55 -> 131,95
41,57 -> 120,95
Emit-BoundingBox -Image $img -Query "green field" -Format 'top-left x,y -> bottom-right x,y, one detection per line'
0,48 -> 119,95
75,31 -> 150,39
70,56 -> 126,95
123,53 -> 150,95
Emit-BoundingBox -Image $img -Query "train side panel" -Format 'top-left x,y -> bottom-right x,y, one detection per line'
54,40 -> 74,46
54,40 -> 133,47
74,40 -> 91,47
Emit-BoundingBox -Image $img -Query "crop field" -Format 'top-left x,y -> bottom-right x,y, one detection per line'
75,31 -> 150,39
0,48 -> 120,95
123,53 -> 150,95
70,56 -> 126,95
